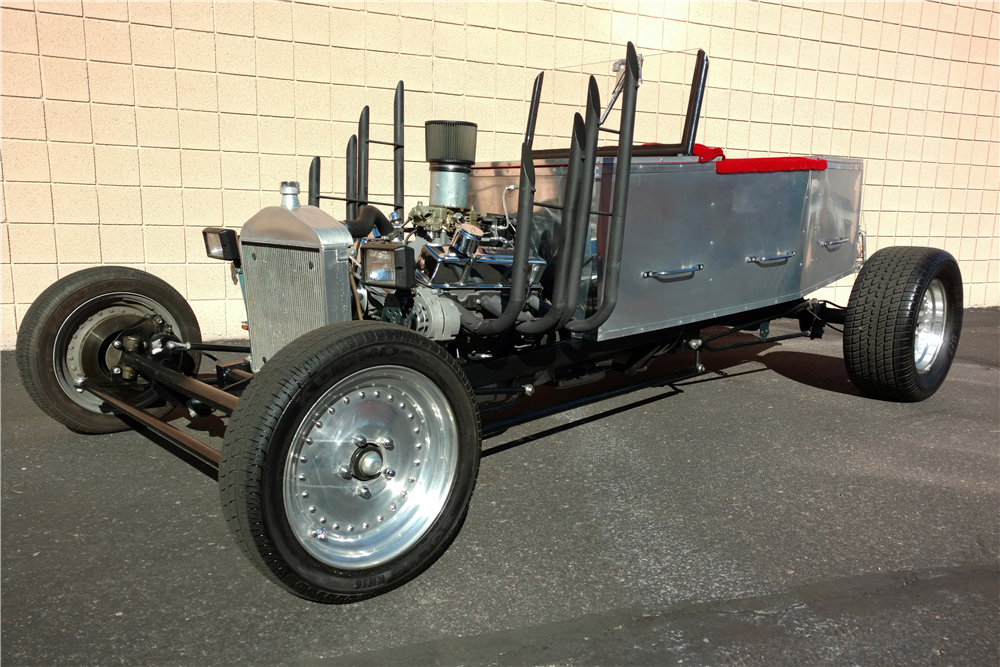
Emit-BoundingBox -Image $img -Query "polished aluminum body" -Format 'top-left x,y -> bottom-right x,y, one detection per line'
468,155 -> 863,340
239,205 -> 353,370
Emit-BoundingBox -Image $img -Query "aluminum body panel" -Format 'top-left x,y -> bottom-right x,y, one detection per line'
239,205 -> 353,370
468,156 -> 862,341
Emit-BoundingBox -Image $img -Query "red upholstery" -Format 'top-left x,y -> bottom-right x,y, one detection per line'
692,143 -> 725,163
692,143 -> 827,174
715,156 -> 828,174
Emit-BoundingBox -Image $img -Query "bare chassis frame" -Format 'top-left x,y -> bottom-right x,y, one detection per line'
78,298 -> 846,478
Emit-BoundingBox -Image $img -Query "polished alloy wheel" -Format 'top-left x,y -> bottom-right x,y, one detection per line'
913,278 -> 947,374
283,365 -> 459,569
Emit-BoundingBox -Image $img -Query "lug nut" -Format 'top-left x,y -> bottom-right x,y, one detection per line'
358,486 -> 371,499
384,469 -> 396,479
338,466 -> 352,479
353,435 -> 367,447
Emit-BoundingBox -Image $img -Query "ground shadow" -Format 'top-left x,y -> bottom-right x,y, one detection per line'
751,348 -> 862,397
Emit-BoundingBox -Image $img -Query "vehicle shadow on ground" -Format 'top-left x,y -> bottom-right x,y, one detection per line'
749,348 -> 862,397
482,333 -> 862,455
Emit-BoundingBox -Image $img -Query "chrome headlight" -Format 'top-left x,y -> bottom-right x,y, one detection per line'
202,227 -> 240,262
362,242 -> 416,290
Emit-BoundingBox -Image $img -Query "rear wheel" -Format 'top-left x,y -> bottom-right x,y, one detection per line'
16,266 -> 201,433
844,246 -> 963,401
219,322 -> 480,603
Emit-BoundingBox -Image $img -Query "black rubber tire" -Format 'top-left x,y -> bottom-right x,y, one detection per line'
844,246 -> 963,402
15,266 -> 202,433
219,321 -> 481,603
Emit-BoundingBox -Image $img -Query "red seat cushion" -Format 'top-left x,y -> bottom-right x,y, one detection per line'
715,156 -> 828,174
692,143 -> 827,173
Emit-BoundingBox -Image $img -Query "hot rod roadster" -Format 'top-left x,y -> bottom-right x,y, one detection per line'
16,43 -> 963,603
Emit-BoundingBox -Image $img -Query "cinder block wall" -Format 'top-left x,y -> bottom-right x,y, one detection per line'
1,0 -> 997,347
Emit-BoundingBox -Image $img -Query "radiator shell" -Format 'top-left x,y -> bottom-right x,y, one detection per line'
239,206 -> 353,371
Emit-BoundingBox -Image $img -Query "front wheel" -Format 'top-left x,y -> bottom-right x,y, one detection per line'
844,246 -> 963,401
15,266 -> 201,433
219,322 -> 481,603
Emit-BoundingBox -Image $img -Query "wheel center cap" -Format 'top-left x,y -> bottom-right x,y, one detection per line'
357,450 -> 383,477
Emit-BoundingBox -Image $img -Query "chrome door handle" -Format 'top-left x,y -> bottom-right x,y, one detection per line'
641,264 -> 704,278
819,236 -> 849,247
746,251 -> 795,263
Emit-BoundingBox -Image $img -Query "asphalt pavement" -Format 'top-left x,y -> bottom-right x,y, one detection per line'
2,309 -> 997,666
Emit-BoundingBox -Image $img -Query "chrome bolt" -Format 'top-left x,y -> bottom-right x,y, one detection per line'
409,476 -> 415,483
332,522 -> 339,530
407,413 -> 414,421
314,420 -> 322,428
358,486 -> 371,499
298,474 -> 306,482
302,492 -> 309,498
347,525 -> 355,532
358,391 -> 365,399
399,403 -> 406,410
414,428 -> 420,434
338,465 -> 352,479
382,438 -> 394,450
697,363 -> 706,373
353,435 -> 367,447
112,340 -> 122,349
388,395 -> 394,402
377,515 -> 383,522
343,397 -> 350,405
299,456 -> 307,463
373,391 -> 381,398
319,517 -> 327,524
328,406 -> 335,414
415,442 -> 422,449
305,438 -> 313,445
390,504 -> 397,512
414,460 -> 421,467
309,529 -> 319,537
384,469 -> 396,479
308,506 -> 316,513
112,367 -> 122,375
401,491 -> 408,497
362,522 -> 369,529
